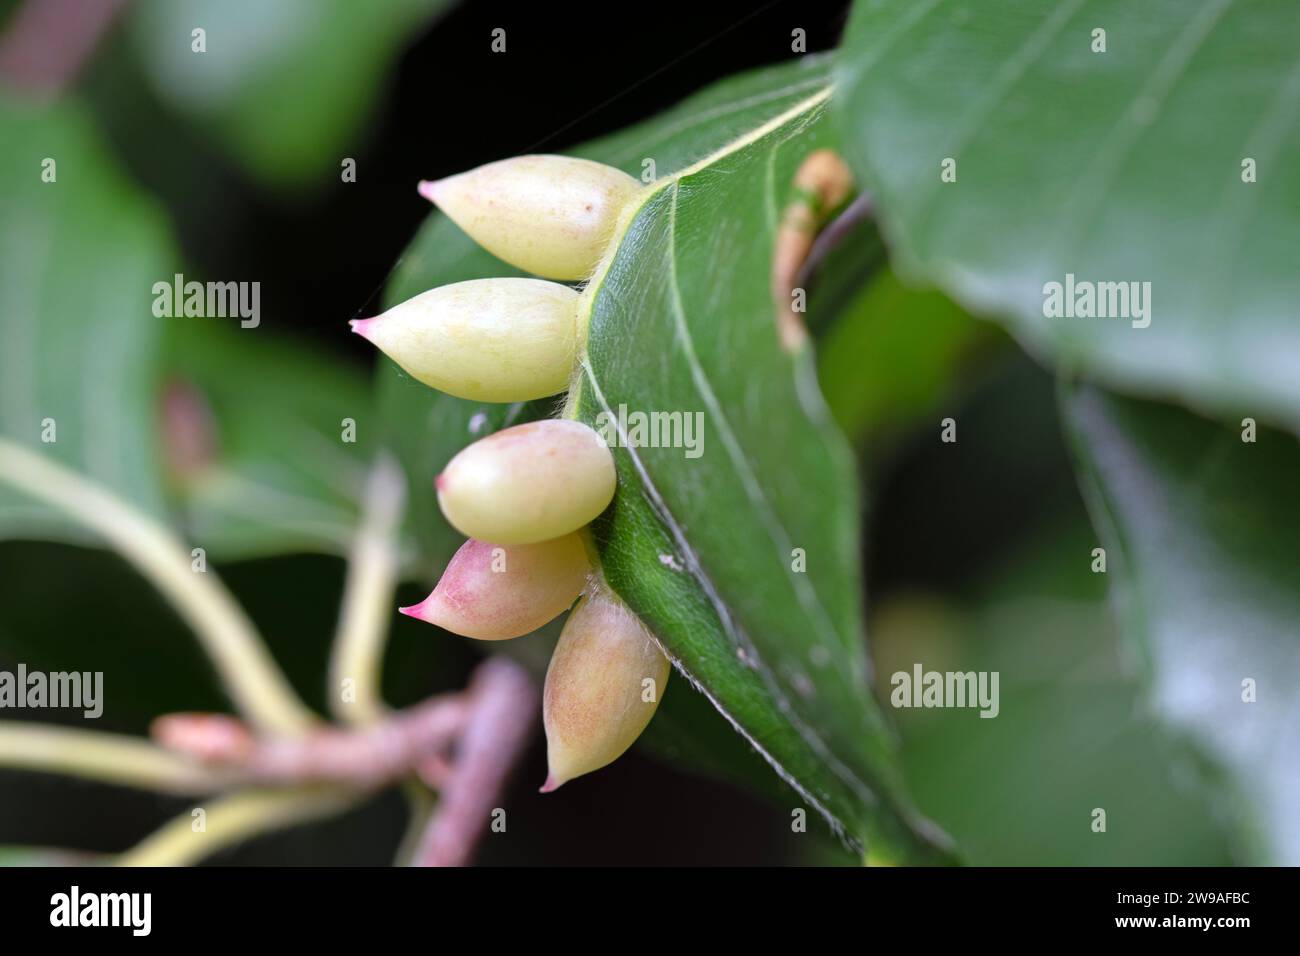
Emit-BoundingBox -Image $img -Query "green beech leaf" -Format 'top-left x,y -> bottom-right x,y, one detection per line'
570,74 -> 945,860
0,98 -> 172,540
835,0 -> 1300,431
1063,385 -> 1300,863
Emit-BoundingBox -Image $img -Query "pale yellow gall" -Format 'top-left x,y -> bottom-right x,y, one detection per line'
419,155 -> 641,281
350,278 -> 577,402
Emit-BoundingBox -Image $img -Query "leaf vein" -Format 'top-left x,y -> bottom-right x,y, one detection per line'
1055,0 -> 1237,265
908,0 -> 1088,230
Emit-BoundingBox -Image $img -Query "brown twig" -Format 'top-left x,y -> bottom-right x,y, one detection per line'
150,655 -> 540,867
152,695 -> 471,790
413,656 -> 538,867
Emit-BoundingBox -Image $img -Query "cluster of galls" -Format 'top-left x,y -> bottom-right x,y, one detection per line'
352,155 -> 670,791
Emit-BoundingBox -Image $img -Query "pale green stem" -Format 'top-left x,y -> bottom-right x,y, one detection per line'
0,438 -> 314,735
324,454 -> 432,861
118,786 -> 360,866
0,722 -> 233,794
393,779 -> 438,866
328,453 -> 407,726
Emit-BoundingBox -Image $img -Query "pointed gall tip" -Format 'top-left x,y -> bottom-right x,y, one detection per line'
539,774 -> 562,794
417,179 -> 441,204
349,317 -> 376,340
398,601 -> 426,620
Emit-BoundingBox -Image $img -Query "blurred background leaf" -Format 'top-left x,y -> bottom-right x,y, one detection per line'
163,321 -> 380,563
0,96 -> 387,564
0,96 -> 171,541
819,267 -> 997,451
1063,384 -> 1300,863
867,356 -> 1243,864
127,0 -> 452,190
834,0 -> 1300,432
831,2 -> 1300,862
